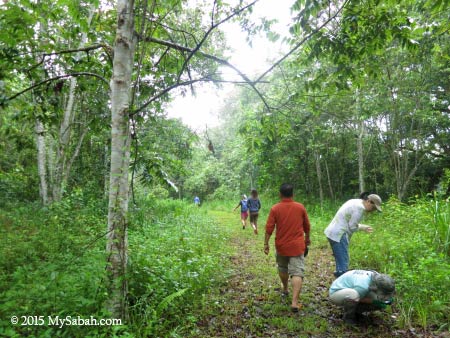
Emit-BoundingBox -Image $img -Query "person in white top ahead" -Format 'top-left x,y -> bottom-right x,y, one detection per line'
324,192 -> 382,277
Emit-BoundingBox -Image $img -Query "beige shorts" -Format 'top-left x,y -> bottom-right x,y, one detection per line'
276,253 -> 305,277
329,288 -> 360,305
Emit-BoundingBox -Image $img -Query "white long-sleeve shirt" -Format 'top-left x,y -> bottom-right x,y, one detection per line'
324,199 -> 366,242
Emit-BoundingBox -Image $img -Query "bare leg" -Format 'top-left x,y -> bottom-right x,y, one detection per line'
291,276 -> 303,309
253,218 -> 258,234
278,270 -> 289,294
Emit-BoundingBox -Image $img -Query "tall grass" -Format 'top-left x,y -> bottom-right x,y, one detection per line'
0,193 -> 111,337
127,198 -> 236,336
428,194 -> 450,256
2,192 -> 448,336
349,196 -> 450,331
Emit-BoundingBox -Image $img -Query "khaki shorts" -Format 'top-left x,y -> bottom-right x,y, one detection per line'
329,288 -> 360,305
276,253 -> 305,277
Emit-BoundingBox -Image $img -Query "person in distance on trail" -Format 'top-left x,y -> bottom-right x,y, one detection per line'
247,189 -> 261,235
264,183 -> 311,313
329,269 -> 395,325
324,192 -> 382,278
194,196 -> 200,206
233,194 -> 249,229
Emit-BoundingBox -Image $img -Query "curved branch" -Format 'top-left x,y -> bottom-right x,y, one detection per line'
23,44 -> 111,73
144,36 -> 270,110
176,0 -> 259,83
255,0 -> 350,82
5,72 -> 109,102
132,77 -> 264,116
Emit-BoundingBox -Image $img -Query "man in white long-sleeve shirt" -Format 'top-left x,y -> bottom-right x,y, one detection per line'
324,193 -> 382,277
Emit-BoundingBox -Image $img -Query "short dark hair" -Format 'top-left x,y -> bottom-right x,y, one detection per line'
280,183 -> 293,197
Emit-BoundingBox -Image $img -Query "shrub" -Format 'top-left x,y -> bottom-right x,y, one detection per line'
351,196 -> 450,329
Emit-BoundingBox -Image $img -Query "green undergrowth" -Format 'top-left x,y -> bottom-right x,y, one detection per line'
350,196 -> 450,332
0,192 -> 112,337
126,199 -> 236,336
1,194 -> 448,337
182,196 -> 449,337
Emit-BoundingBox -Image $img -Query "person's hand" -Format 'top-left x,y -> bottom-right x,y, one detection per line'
264,243 -> 269,255
359,224 -> 373,233
304,246 -> 309,257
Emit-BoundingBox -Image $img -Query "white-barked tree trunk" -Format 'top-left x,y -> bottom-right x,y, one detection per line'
106,0 -> 136,319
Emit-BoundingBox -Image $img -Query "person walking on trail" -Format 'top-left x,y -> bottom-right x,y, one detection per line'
247,189 -> 261,235
233,194 -> 249,229
264,183 -> 311,313
329,269 -> 395,325
324,192 -> 382,278
194,196 -> 200,206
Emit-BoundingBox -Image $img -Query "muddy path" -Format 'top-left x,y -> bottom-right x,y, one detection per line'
189,210 -> 446,338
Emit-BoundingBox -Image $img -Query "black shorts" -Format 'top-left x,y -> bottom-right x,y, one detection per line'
250,212 -> 259,223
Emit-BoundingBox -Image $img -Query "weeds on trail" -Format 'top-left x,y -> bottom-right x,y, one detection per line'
0,196 -> 119,337
350,196 -> 450,332
127,199 -> 235,336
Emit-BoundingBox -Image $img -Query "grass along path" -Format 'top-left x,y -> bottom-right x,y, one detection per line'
185,209 -> 442,338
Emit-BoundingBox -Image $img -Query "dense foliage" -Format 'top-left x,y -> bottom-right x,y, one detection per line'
1,194 -> 448,336
1,0 -> 449,336
0,196 -> 235,337
189,0 -> 450,203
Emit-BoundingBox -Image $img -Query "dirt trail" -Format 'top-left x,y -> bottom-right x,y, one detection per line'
191,210 -> 443,338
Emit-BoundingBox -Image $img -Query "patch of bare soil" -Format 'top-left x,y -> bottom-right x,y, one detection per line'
191,213 -> 448,338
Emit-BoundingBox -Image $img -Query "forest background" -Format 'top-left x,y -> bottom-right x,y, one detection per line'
0,0 -> 449,337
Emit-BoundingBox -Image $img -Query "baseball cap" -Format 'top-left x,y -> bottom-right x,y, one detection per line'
368,194 -> 382,211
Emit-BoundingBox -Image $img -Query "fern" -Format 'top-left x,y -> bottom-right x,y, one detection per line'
155,288 -> 188,317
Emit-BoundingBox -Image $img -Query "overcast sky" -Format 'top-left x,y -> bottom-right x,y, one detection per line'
166,0 -> 295,131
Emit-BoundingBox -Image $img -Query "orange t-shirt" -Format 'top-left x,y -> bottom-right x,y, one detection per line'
265,198 -> 311,256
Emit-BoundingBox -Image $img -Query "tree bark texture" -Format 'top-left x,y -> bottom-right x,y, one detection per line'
35,119 -> 49,205
106,0 -> 135,320
357,119 -> 365,194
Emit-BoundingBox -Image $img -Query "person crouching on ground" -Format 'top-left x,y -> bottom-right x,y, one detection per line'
233,194 -> 249,229
264,183 -> 311,312
329,269 -> 395,325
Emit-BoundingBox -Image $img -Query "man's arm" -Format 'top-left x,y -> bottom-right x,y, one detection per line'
264,208 -> 276,255
303,210 -> 311,246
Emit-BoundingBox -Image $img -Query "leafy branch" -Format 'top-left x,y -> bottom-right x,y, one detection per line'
140,36 -> 271,111
255,0 -> 350,83
4,72 -> 109,102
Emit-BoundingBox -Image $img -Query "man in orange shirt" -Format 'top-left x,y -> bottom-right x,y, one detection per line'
264,183 -> 311,312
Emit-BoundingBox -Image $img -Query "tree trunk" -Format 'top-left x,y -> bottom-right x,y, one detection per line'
35,119 -> 49,205
52,7 -> 96,201
357,119 -> 365,194
314,150 -> 323,207
324,157 -> 334,200
104,142 -> 110,199
106,0 -> 135,320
